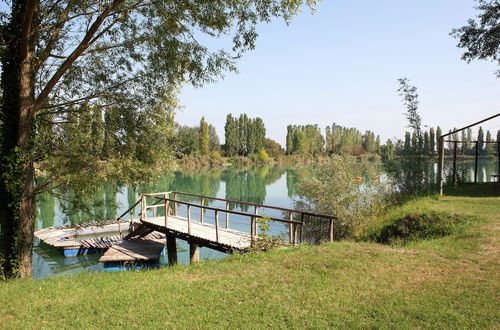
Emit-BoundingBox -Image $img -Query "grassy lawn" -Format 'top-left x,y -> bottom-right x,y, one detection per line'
1,185 -> 499,328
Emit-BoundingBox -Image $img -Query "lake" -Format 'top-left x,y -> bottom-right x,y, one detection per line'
33,158 -> 498,278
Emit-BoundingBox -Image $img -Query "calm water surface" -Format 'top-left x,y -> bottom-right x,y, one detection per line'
33,158 -> 498,278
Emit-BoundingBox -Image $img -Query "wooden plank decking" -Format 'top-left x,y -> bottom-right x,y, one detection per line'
35,221 -> 165,253
35,221 -> 131,249
141,215 -> 253,252
99,239 -> 165,262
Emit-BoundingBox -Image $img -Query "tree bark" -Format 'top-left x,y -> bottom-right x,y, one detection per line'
0,0 -> 39,279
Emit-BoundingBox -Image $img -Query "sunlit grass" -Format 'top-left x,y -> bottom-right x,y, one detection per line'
0,185 -> 498,328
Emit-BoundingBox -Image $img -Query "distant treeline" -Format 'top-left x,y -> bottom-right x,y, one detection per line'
172,115 -> 499,162
394,126 -> 499,157
286,124 -> 380,156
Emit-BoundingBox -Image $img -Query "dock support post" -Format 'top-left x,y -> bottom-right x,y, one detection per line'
438,136 -> 445,195
189,243 -> 199,264
452,141 -> 458,186
289,212 -> 293,244
474,141 -> 479,183
166,235 -> 177,266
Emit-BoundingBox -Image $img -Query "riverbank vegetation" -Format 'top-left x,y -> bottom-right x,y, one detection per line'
1,184 -> 498,328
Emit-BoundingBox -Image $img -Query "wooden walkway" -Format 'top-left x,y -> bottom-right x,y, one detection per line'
141,215 -> 252,253
34,191 -> 338,265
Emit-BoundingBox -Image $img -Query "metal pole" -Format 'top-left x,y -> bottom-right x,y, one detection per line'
453,141 -> 457,186
225,201 -> 229,228
497,141 -> 500,179
438,136 -> 445,194
289,212 -> 293,244
474,141 -> 479,183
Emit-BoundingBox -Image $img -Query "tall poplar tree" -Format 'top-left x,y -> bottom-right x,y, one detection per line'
429,127 -> 436,154
478,126 -> 485,154
199,117 -> 209,155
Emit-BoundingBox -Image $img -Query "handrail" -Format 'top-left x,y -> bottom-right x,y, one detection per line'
116,199 -> 141,222
114,198 -> 141,238
149,196 -> 305,225
164,191 -> 339,220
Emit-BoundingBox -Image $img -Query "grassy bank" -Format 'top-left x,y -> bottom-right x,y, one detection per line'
1,185 -> 499,328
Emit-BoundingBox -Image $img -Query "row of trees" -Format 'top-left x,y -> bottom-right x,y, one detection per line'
445,127 -> 499,155
286,125 -> 325,155
396,126 -> 499,156
224,114 -> 266,156
286,124 -> 381,156
326,124 -> 380,155
174,117 -> 220,156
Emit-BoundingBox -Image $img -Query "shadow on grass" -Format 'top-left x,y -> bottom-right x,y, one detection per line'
443,183 -> 500,197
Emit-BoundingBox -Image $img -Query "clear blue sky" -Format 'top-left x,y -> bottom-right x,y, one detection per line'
176,0 -> 499,146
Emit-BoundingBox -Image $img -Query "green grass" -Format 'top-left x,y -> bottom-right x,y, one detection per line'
1,185 -> 499,328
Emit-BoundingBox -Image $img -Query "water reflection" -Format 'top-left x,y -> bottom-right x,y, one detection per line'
33,159 -> 498,278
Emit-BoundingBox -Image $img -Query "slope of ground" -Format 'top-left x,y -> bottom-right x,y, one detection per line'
0,185 -> 498,328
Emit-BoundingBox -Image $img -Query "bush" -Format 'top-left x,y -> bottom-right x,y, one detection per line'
257,148 -> 269,162
210,151 -> 222,160
368,211 -> 476,245
296,155 -> 391,240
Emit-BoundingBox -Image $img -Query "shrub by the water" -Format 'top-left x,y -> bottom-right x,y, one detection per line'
296,155 -> 390,240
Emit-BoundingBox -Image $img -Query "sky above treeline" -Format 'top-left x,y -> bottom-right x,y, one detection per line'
177,0 -> 500,146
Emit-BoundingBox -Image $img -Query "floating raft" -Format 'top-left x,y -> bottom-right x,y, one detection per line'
34,221 -> 165,257
99,239 -> 165,262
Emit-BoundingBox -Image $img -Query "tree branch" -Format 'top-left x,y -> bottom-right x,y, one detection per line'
34,0 -> 126,111
35,4 -> 71,70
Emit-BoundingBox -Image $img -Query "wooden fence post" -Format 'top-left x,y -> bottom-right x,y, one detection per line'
187,205 -> 191,234
225,201 -> 229,228
215,210 -> 219,242
173,192 -> 177,216
254,206 -> 259,237
201,197 -> 205,223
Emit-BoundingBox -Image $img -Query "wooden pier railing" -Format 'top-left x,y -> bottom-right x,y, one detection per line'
140,191 -> 338,245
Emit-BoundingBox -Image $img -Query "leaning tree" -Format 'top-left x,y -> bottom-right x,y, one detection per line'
0,0 -> 316,278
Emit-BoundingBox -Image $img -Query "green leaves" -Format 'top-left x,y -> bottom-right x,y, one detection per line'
450,0 -> 500,77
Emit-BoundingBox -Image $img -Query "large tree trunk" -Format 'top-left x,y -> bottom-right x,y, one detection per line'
0,0 -> 39,279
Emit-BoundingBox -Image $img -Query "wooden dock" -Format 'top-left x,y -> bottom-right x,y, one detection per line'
34,191 -> 338,266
